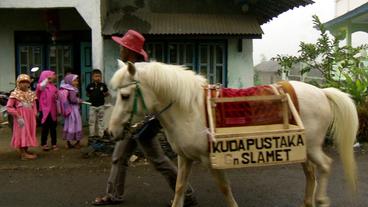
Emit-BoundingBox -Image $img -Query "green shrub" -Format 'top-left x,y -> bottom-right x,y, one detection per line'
357,103 -> 368,143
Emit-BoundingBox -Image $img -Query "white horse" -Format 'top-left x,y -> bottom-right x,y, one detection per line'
109,60 -> 358,207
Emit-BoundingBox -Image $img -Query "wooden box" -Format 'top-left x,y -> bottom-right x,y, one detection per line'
207,93 -> 306,169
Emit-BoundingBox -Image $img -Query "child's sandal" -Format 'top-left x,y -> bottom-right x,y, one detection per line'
74,142 -> 82,149
21,153 -> 37,160
42,145 -> 50,151
65,142 -> 73,149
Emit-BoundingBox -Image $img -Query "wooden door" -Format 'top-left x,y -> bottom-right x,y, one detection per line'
80,42 -> 92,124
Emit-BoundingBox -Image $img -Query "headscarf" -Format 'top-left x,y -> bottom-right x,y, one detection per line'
60,74 -> 78,92
38,70 -> 53,83
9,74 -> 37,104
37,70 -> 58,123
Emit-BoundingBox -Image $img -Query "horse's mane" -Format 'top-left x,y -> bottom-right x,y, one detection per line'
111,61 -> 207,111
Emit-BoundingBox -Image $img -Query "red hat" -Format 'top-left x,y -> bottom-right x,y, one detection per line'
112,30 -> 148,61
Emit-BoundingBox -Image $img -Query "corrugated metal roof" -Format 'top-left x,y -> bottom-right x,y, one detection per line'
251,0 -> 314,24
102,12 -> 263,36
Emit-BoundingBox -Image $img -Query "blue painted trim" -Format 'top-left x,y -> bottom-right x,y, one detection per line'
224,40 -> 228,87
145,39 -> 228,85
15,44 -> 45,77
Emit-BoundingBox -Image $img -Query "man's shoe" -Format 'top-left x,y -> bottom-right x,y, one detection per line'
184,197 -> 198,207
92,195 -> 122,206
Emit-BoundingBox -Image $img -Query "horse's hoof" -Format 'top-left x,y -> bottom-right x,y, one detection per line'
316,197 -> 330,207
300,203 -> 314,207
317,204 -> 330,207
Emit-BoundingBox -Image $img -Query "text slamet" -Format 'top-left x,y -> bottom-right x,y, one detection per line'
211,134 -> 306,167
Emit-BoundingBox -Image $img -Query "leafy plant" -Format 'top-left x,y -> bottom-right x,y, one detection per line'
357,104 -> 368,143
273,15 -> 368,105
273,15 -> 368,142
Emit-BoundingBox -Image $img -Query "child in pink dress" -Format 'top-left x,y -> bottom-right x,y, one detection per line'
7,74 -> 38,160
36,70 -> 58,151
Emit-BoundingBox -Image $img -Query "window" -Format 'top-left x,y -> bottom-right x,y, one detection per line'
48,45 -> 73,84
146,42 -> 164,62
168,43 -> 195,69
145,40 -> 226,85
198,43 -> 225,84
18,45 -> 43,77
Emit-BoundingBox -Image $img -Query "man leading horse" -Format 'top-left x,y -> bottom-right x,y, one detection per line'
92,30 -> 198,206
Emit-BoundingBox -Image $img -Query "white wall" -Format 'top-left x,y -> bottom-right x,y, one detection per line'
103,39 -> 120,87
74,0 -> 103,71
336,0 -> 368,17
227,39 -> 254,88
0,28 -> 16,91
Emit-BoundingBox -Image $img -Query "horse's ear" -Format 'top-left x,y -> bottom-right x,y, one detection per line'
117,59 -> 125,69
127,61 -> 136,76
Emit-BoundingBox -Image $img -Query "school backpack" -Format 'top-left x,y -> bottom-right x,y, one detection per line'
57,89 -> 72,117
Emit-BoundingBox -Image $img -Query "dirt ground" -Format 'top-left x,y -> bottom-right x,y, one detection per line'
0,126 -> 368,207
0,126 -> 112,170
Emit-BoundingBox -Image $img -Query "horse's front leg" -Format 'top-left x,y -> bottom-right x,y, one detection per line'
210,169 -> 238,207
171,155 -> 193,207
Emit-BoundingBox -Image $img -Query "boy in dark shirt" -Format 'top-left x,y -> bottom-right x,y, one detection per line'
86,69 -> 109,138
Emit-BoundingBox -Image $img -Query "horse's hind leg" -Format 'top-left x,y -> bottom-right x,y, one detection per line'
210,169 -> 238,207
308,149 -> 332,207
171,155 -> 193,207
301,160 -> 317,207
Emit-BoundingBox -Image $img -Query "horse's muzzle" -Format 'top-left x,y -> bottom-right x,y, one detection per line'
108,123 -> 131,141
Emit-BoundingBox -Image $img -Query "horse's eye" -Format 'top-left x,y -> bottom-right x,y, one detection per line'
121,94 -> 130,100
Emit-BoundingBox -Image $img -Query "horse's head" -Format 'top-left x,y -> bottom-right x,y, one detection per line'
108,60 -> 207,140
108,60 -> 158,140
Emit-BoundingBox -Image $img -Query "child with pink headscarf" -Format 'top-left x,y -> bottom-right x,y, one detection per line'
60,74 -> 83,148
36,70 -> 58,151
7,74 -> 38,160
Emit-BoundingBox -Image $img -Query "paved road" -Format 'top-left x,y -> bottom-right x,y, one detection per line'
0,148 -> 367,207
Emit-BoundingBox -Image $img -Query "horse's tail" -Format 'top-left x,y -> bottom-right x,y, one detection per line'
323,87 -> 358,191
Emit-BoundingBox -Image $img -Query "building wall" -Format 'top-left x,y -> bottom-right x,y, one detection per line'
0,0 -> 104,72
102,38 -> 254,91
0,10 -> 45,91
102,39 -> 120,127
103,39 -> 120,85
101,0 -> 109,26
108,0 -> 242,14
0,9 -> 89,91
0,27 -> 16,91
336,0 -> 368,16
227,39 -> 254,88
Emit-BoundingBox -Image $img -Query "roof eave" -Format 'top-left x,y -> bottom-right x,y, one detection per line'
252,0 -> 314,25
324,2 -> 368,29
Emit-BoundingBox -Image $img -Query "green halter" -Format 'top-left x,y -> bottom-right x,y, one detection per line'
126,80 -> 148,124
116,80 -> 172,141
